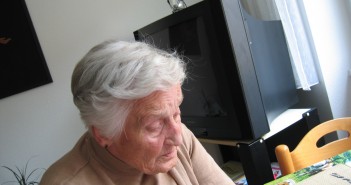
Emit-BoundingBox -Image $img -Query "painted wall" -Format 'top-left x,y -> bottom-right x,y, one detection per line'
0,0 -> 202,181
303,0 -> 351,120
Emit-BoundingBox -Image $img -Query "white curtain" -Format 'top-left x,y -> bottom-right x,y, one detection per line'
240,0 -> 319,90
274,0 -> 319,90
240,0 -> 279,20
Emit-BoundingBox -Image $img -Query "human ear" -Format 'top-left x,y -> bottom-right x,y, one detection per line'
91,126 -> 112,148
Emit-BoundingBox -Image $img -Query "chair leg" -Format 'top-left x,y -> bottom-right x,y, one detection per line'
275,145 -> 295,175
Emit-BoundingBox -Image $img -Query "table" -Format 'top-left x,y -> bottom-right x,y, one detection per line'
265,150 -> 351,185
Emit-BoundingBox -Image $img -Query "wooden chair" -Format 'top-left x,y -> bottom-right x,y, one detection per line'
275,117 -> 351,176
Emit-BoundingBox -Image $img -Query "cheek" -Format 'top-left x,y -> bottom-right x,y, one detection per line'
142,137 -> 166,156
118,136 -> 164,162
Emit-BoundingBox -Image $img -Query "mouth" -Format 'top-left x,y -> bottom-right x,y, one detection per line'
162,148 -> 177,159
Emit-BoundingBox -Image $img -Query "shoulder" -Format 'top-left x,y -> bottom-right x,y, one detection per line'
180,124 -> 196,149
181,123 -> 193,140
40,153 -> 87,184
179,123 -> 203,158
40,134 -> 90,185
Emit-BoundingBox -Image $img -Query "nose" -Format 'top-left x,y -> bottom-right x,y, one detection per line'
165,117 -> 182,146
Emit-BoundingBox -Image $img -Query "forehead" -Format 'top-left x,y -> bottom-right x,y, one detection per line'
133,85 -> 183,116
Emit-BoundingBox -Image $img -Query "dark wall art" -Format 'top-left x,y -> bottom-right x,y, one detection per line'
0,0 -> 52,99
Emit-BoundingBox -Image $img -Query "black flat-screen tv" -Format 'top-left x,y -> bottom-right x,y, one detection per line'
134,0 -> 298,140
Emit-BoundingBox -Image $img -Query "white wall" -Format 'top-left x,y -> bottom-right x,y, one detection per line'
0,0 -> 201,181
303,0 -> 351,120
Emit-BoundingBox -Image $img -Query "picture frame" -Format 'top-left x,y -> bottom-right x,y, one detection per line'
0,0 -> 53,99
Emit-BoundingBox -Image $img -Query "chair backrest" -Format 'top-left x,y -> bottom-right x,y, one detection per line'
275,117 -> 351,176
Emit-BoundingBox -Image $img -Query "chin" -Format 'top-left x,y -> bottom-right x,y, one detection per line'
159,157 -> 178,172
145,158 -> 178,174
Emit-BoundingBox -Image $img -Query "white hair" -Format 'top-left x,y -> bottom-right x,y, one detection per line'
71,40 -> 186,138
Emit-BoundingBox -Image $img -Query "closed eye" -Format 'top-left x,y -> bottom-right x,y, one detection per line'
145,119 -> 164,137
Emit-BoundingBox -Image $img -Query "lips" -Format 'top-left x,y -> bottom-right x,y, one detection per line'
162,149 -> 177,159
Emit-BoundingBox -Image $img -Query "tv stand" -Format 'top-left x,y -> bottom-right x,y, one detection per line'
199,108 -> 320,185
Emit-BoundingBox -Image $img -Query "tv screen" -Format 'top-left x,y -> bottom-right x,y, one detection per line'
134,0 -> 297,140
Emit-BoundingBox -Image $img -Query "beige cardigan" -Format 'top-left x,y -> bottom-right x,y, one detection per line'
40,124 -> 235,185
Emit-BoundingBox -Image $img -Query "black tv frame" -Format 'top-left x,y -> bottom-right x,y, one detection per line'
134,0 -> 297,140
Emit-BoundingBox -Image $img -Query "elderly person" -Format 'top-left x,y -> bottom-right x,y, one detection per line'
40,40 -> 235,185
